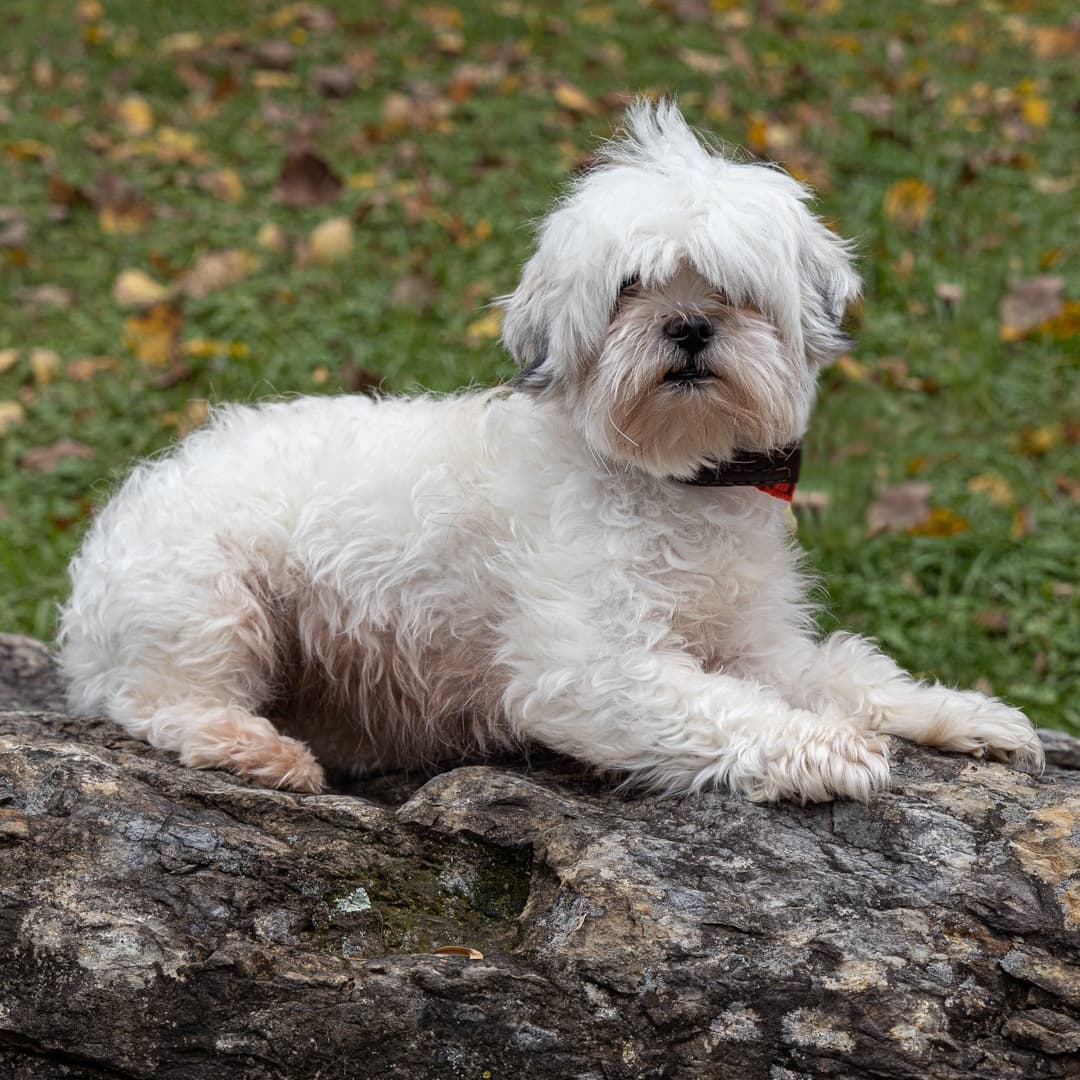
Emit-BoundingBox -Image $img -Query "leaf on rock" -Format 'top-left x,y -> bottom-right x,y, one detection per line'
275,149 -> 343,207
432,945 -> 483,960
866,482 -> 932,536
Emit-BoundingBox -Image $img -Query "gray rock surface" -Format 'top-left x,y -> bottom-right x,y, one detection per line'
0,632 -> 1078,1079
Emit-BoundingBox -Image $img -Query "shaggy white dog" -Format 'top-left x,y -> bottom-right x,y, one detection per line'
58,101 -> 1043,800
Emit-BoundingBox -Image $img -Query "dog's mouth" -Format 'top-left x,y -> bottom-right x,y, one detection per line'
662,365 -> 715,386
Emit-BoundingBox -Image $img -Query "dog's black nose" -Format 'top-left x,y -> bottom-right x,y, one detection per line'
663,316 -> 713,354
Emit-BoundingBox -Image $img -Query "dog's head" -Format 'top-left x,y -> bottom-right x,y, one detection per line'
499,99 -> 860,479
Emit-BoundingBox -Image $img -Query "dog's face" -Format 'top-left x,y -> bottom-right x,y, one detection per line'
501,100 -> 861,479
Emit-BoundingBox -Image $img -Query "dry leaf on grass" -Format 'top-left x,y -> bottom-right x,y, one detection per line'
0,349 -> 18,375
123,303 -> 183,365
1000,275 -> 1065,341
19,438 -> 95,473
0,401 -> 26,436
866,482 -> 932,536
883,179 -> 934,228
113,269 -> 171,308
179,249 -> 257,299
308,217 -> 354,264
275,149 -> 343,207
30,348 -> 61,386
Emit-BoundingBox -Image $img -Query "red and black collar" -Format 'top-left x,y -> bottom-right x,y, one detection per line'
677,443 -> 801,502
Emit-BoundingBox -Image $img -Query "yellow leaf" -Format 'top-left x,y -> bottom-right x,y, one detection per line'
834,354 -> 869,381
67,356 -> 119,381
1012,424 -> 1061,457
123,303 -> 182,365
252,71 -> 300,89
309,217 -> 354,264
256,222 -> 288,252
113,269 -> 171,309
182,338 -> 249,359
909,507 -> 969,537
180,249 -> 257,299
160,32 -> 204,54
347,172 -> 378,190
0,348 -> 18,375
99,202 -> 152,235
30,347 -> 61,385
161,398 -> 209,435
552,81 -> 596,114
77,0 -> 104,18
967,473 -> 1014,506
0,400 -> 25,436
1021,94 -> 1051,128
4,139 -> 54,162
466,309 -> 501,342
199,167 -> 245,202
117,94 -> 154,136
883,179 -> 934,228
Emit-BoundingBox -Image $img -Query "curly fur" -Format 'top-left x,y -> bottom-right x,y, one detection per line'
58,101 -> 1043,799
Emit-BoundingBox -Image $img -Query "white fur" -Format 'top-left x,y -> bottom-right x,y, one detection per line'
58,101 -> 1043,800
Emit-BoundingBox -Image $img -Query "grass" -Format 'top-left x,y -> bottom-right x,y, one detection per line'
0,0 -> 1076,733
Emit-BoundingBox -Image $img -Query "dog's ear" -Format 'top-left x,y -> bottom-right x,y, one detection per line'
801,231 -> 862,367
498,280 -> 557,394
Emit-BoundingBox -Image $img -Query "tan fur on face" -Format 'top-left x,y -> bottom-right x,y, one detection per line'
567,266 -> 816,478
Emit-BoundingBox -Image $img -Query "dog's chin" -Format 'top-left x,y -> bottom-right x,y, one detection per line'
573,340 -> 811,480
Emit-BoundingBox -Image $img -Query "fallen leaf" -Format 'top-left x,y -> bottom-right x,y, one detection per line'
1011,424 -> 1061,457
935,282 -> 964,308
0,401 -> 25,436
0,208 -> 28,248
833,354 -> 869,381
18,438 -> 95,473
867,482 -> 932,536
390,272 -> 438,312
909,507 -> 969,537
182,339 -> 249,359
466,309 -> 501,343
552,81 -> 597,115
67,356 -> 119,381
117,94 -> 154,136
256,222 -> 288,252
113,269 -> 171,308
275,149 -> 343,207
253,39 -> 297,69
1000,275 -> 1065,341
180,249 -> 257,299
17,284 -> 74,310
30,348 -> 61,385
973,609 -> 1010,634
431,945 -> 484,960
1020,93 -> 1050,128
197,168 -> 245,202
884,178 -> 934,228
123,303 -> 183,365
308,217 -> 354,264
312,65 -> 355,98
678,49 -> 727,75
160,398 -> 209,435
1010,506 -> 1036,538
0,349 -> 17,375
967,473 -> 1014,506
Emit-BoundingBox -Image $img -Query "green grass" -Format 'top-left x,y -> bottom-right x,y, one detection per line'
0,0 -> 1076,732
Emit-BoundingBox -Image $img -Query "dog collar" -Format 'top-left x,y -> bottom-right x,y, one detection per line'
677,443 -> 801,502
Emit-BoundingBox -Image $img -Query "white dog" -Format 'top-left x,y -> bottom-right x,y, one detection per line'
58,101 -> 1043,801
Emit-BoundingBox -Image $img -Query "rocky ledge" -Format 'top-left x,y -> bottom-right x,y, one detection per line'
0,632 -> 1078,1079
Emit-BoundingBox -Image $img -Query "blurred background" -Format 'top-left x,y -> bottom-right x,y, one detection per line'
0,1 -> 1076,732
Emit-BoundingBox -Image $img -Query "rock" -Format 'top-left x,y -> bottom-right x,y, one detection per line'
0,633 -> 1077,1078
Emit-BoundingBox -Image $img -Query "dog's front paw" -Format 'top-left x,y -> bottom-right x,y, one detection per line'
944,691 -> 1045,774
738,717 -> 891,803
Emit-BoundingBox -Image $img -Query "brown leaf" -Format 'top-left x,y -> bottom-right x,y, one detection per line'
909,507 -> 969,537
1000,275 -> 1065,341
179,249 -> 257,299
197,168 -> 245,202
389,272 -> 438,313
253,39 -> 296,70
312,65 -> 356,99
67,356 -> 119,381
275,149 -> 343,208
431,945 -> 484,960
18,438 -> 95,473
16,284 -> 75,310
973,609 -> 1010,635
123,303 -> 183,365
552,81 -> 597,115
883,179 -> 934,228
867,482 -> 932,536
